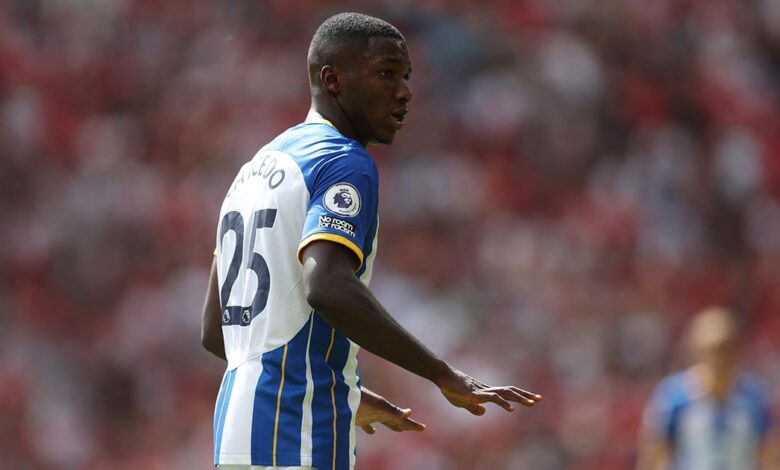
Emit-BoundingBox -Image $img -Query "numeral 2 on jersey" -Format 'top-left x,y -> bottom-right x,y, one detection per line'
218,209 -> 277,326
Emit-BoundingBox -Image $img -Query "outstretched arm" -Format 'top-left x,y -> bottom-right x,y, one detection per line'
201,257 -> 226,360
357,387 -> 425,434
301,240 -> 542,415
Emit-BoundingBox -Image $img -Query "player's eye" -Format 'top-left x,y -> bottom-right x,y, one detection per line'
379,70 -> 394,79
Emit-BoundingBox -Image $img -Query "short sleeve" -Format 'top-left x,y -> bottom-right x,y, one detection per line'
297,153 -> 377,270
642,376 -> 684,442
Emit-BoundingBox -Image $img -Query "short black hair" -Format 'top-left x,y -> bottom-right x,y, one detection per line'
307,12 -> 404,85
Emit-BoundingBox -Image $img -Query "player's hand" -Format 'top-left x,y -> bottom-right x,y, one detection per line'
435,368 -> 542,416
356,393 -> 426,434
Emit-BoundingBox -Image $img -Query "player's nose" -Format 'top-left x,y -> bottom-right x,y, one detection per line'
397,80 -> 412,104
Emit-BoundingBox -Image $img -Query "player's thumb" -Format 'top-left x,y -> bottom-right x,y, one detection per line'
464,404 -> 486,416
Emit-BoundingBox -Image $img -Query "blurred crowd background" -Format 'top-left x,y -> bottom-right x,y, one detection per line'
2,0 -> 780,468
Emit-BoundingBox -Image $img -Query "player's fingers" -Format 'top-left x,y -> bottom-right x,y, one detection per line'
386,417 -> 425,432
399,416 -> 426,431
398,409 -> 425,428
491,388 -> 527,404
477,391 -> 514,412
485,387 -> 542,406
509,387 -> 543,402
495,388 -> 539,407
361,424 -> 376,435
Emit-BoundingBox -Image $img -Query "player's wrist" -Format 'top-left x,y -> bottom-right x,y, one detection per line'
428,359 -> 455,387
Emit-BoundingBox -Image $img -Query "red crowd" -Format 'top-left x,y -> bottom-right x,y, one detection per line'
1,1 -> 779,468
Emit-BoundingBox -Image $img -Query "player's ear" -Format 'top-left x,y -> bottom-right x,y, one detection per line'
320,65 -> 340,94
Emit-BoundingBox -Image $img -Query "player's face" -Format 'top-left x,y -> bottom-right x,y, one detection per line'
339,37 -> 412,145
701,339 -> 736,372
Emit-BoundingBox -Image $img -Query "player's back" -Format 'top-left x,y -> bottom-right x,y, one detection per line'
212,119 -> 379,469
216,138 -> 310,368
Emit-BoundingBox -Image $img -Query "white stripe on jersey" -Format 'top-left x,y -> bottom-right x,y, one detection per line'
359,221 -> 379,287
300,314 -> 315,467
218,359 -> 265,465
344,341 -> 361,469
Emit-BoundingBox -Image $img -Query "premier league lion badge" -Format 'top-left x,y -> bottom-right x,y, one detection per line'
324,183 -> 361,217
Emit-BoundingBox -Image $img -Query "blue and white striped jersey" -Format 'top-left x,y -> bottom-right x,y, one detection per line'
212,113 -> 379,469
643,369 -> 771,470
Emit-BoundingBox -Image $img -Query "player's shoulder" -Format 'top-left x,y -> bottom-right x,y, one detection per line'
652,370 -> 693,407
269,122 -> 370,164
655,370 -> 687,391
266,122 -> 376,190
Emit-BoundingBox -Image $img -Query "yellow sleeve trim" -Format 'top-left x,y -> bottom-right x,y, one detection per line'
297,233 -> 364,270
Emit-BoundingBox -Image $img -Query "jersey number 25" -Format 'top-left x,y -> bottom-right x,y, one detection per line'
218,209 -> 277,326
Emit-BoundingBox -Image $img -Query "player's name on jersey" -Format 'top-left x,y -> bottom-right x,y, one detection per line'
318,215 -> 356,237
226,150 -> 287,197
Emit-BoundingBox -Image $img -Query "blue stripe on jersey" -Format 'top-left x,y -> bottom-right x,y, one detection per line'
213,372 -> 229,447
662,375 -> 690,443
327,330 -> 353,470
309,313 -> 353,470
309,314 -> 335,469
275,316 -> 313,465
250,321 -> 312,466
213,368 -> 237,466
737,374 -> 772,437
251,345 -> 286,465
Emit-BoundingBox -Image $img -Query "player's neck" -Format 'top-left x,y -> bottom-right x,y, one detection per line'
692,364 -> 733,400
309,100 -> 366,147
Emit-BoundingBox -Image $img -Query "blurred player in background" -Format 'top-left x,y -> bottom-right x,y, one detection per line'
200,12 -> 541,470
637,306 -> 777,470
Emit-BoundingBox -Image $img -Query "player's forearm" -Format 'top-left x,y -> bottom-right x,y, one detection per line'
202,258 -> 227,361
202,330 -> 226,360
201,313 -> 227,360
306,270 -> 451,384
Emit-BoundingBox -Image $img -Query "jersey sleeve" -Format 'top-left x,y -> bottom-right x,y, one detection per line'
297,153 -> 377,270
642,376 -> 682,442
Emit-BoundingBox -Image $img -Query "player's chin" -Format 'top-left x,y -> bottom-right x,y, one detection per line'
373,129 -> 398,145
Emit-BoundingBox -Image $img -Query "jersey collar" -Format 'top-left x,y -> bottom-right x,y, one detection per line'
305,109 -> 336,129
